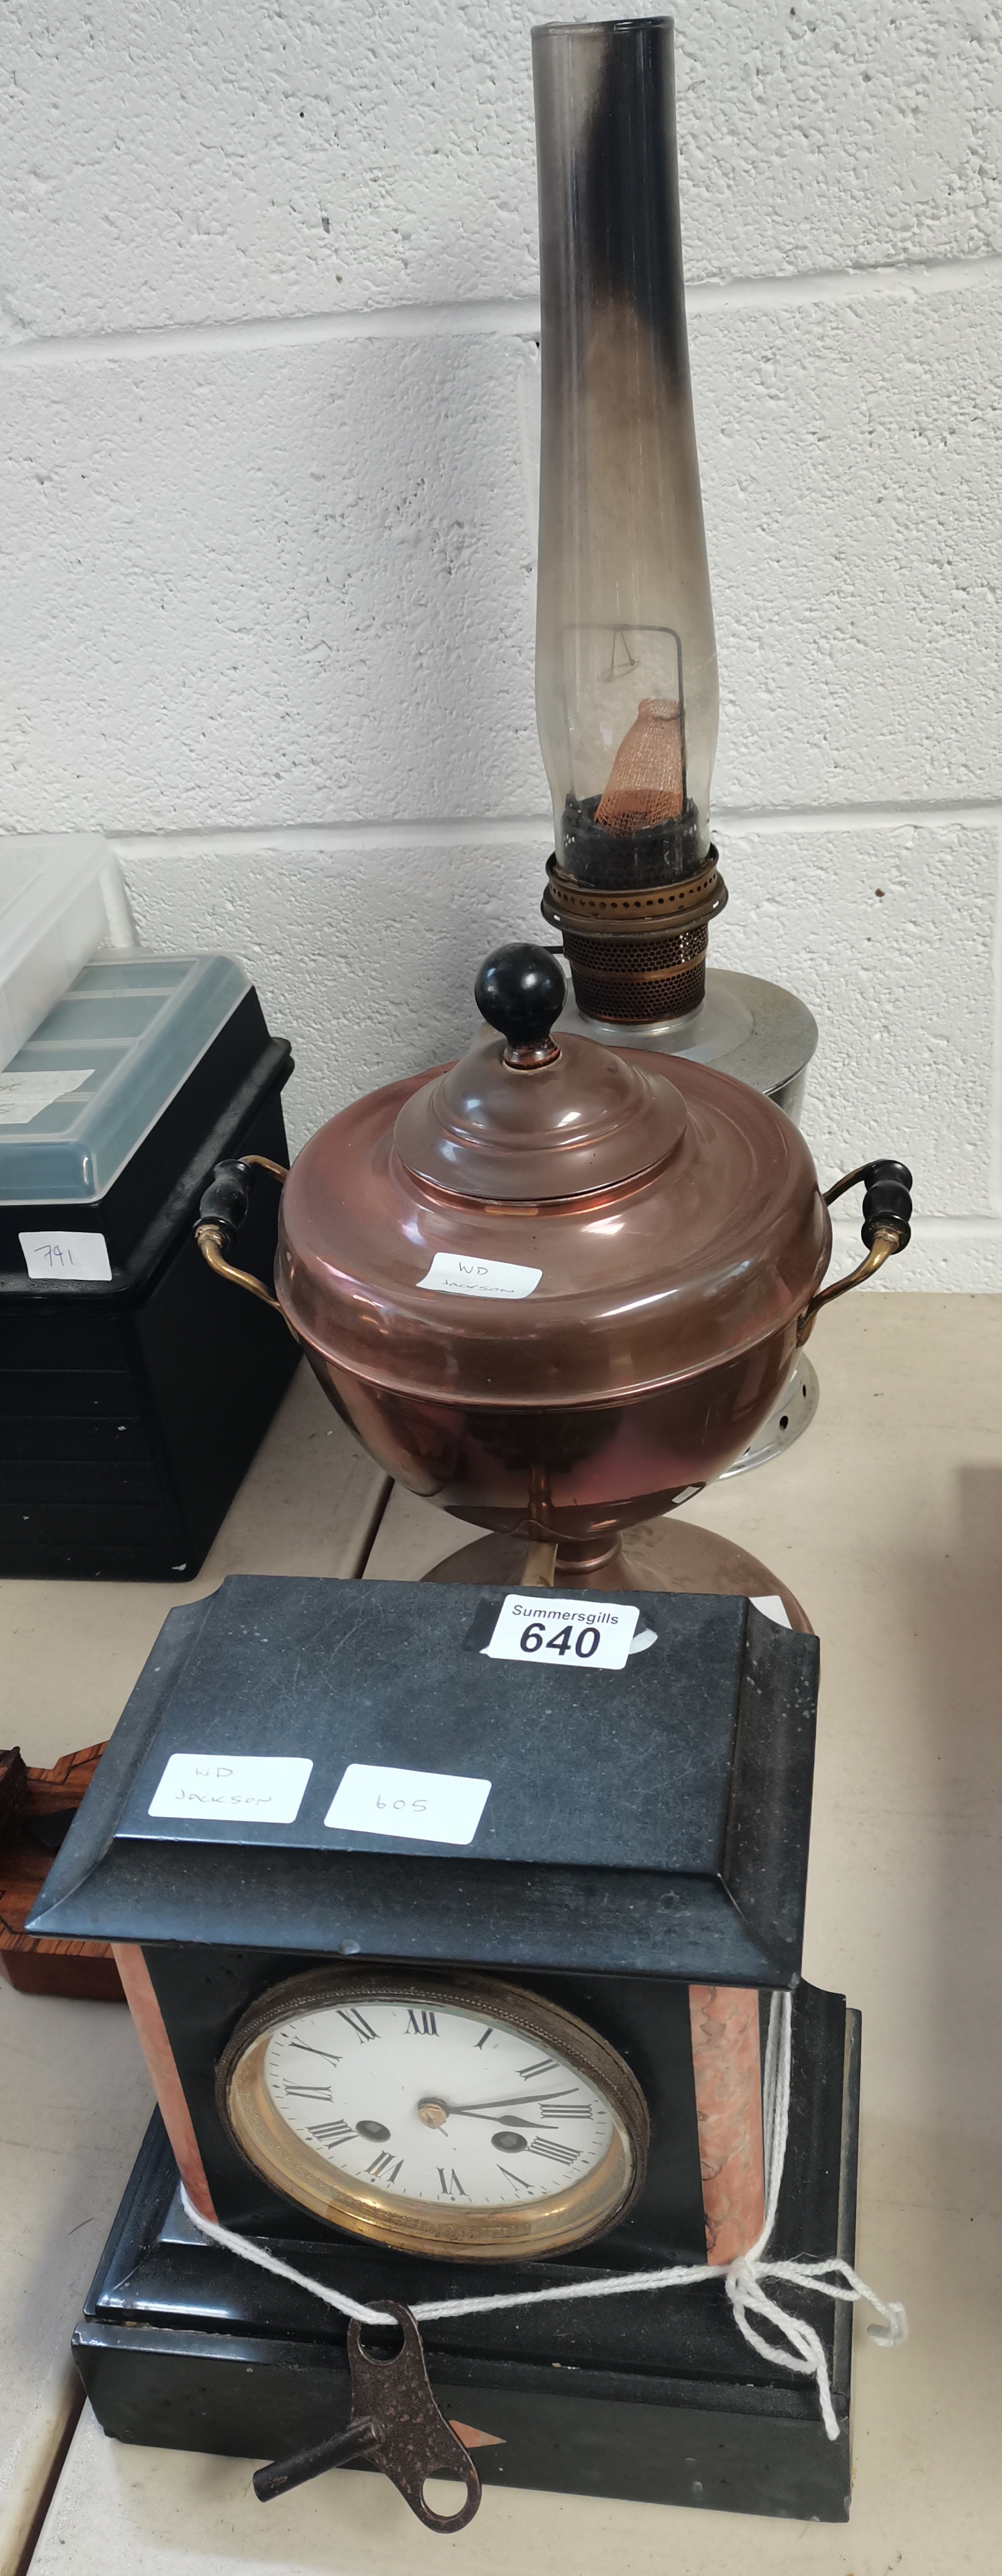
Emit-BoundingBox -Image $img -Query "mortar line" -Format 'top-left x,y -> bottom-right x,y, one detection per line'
3,249 -> 1002,372
104,798 -> 1002,860
716,798 -> 1002,834
107,817 -> 554,859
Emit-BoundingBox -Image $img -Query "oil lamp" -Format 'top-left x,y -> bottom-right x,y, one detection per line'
190,22 -> 914,1594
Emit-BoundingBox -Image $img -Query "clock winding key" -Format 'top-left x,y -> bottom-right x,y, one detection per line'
253,2301 -> 486,2533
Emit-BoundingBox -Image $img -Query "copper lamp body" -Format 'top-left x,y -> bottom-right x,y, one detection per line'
279,1073 -> 826,1553
196,949 -> 911,1574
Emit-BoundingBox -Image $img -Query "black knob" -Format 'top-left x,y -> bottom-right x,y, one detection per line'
475,945 -> 566,1059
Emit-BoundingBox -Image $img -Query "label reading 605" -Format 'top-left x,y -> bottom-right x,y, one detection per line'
481,1594 -> 640,1671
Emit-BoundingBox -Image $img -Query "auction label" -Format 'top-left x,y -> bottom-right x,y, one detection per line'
417,1251 -> 542,1300
149,1753 -> 313,1823
325,1762 -> 491,1846
749,1594 -> 792,1629
482,1594 -> 641,1671
19,1228 -> 112,1281
0,1067 -> 93,1124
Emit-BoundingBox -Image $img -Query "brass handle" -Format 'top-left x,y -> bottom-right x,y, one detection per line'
798,1159 -> 912,1344
194,1155 -> 289,1317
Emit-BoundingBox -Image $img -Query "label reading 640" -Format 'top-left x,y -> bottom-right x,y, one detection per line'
481,1594 -> 641,1672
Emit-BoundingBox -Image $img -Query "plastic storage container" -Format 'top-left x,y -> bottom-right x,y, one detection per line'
0,837 -> 110,1071
0,964 -> 297,1580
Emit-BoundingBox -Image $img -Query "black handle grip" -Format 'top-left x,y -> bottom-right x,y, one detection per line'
824,1158 -> 913,1253
197,1159 -> 254,1253
475,944 -> 566,1060
861,1164 -> 912,1251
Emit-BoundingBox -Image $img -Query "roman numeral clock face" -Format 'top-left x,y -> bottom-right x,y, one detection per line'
216,1972 -> 649,2258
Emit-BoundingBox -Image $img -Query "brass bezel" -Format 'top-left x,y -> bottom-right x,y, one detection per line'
216,1967 -> 649,2261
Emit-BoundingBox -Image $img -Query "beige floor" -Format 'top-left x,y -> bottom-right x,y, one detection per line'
3,1296 -> 1001,2574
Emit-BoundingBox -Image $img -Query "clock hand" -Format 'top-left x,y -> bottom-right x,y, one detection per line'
416,2088 -> 582,2133
438,2090 -> 578,2117
440,2110 -> 546,2126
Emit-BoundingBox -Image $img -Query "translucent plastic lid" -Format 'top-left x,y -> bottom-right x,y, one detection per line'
0,954 -> 250,1203
0,835 -> 110,1071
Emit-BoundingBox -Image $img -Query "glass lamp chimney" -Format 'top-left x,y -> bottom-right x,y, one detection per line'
533,17 -> 725,1023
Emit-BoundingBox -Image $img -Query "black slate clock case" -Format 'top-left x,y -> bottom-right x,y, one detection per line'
31,1575 -> 860,2525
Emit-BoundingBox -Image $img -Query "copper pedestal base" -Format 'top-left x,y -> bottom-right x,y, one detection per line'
423,1516 -> 812,1634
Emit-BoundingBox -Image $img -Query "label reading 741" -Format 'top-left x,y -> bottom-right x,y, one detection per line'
481,1594 -> 640,1671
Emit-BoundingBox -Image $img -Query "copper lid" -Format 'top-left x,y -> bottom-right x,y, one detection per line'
276,947 -> 831,1406
393,949 -> 686,1203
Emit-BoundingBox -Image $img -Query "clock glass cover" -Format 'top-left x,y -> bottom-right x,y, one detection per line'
217,1969 -> 649,2258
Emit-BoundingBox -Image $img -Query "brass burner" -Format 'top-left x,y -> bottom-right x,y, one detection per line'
543,851 -> 729,1024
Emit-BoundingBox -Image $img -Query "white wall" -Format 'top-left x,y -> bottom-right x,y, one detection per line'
2,0 -> 1000,1284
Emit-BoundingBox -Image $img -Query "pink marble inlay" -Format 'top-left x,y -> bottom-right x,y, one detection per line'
688,1983 -> 765,2264
113,1941 -> 217,2220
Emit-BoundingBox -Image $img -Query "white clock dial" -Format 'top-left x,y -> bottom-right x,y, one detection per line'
218,1971 -> 648,2259
264,1997 -> 613,2209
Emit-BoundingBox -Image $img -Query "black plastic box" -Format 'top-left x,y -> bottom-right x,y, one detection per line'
0,990 -> 299,1579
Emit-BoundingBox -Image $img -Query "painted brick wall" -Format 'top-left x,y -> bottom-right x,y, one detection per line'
2,1 -> 1000,1284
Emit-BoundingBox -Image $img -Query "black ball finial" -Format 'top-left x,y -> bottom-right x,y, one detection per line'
475,945 -> 566,1062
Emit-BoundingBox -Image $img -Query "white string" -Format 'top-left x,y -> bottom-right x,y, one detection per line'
181,1992 -> 906,2443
